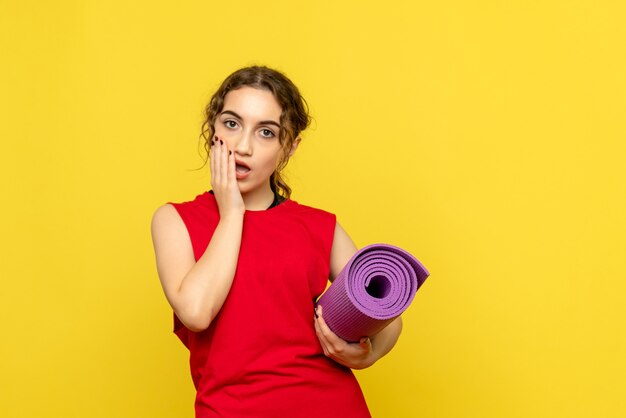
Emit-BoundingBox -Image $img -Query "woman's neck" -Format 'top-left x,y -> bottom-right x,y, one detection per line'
241,184 -> 276,211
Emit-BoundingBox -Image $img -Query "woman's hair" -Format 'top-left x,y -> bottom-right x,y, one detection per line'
197,65 -> 312,199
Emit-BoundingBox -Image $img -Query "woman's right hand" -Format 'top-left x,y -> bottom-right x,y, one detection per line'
210,135 -> 245,219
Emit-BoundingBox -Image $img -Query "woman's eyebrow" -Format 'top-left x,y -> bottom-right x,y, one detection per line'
220,110 -> 281,129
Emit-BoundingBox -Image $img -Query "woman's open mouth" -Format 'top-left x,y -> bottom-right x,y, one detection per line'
235,160 -> 251,179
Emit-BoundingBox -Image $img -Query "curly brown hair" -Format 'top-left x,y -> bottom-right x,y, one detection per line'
196,65 -> 312,199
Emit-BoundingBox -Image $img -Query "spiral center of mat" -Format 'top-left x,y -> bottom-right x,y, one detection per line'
365,275 -> 391,299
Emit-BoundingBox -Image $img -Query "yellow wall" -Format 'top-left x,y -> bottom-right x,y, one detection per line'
2,1 -> 624,417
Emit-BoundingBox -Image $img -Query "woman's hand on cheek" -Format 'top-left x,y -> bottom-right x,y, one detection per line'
210,135 -> 245,219
314,305 -> 377,370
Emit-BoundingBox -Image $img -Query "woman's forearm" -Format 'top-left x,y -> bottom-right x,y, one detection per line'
175,213 -> 243,331
369,316 -> 403,363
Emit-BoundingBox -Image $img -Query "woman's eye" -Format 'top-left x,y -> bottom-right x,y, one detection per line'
261,129 -> 275,138
225,120 -> 238,128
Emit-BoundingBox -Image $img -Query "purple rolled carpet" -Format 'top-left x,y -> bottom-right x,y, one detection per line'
315,243 -> 429,343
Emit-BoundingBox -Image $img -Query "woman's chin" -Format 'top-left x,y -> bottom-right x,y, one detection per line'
236,182 -> 253,195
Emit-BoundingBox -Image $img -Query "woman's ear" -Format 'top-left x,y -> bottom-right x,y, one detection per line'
289,137 -> 302,157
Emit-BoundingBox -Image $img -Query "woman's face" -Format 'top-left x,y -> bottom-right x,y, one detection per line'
214,86 -> 285,195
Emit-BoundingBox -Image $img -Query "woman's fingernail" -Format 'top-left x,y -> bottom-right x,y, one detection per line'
229,150 -> 232,155
220,139 -> 223,145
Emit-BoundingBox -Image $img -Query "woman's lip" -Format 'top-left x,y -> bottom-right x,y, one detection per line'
235,170 -> 250,180
234,158 -> 251,180
235,159 -> 251,169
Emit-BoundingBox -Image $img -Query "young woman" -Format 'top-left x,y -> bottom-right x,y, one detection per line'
151,65 -> 403,417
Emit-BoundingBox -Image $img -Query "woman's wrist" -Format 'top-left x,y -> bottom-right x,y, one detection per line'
218,210 -> 245,224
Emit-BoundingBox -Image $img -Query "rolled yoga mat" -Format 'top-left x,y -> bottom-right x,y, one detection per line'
315,243 -> 429,343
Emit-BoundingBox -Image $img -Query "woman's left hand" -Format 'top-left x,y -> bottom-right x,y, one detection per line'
314,305 -> 377,370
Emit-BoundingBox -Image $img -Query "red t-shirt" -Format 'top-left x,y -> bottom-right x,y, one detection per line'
167,191 -> 371,417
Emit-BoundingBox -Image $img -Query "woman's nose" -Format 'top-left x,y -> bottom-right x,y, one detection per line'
234,131 -> 253,155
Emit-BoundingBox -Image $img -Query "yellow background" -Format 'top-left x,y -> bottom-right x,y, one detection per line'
2,1 -> 625,417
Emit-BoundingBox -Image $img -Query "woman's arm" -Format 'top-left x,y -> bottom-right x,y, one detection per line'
151,138 -> 245,332
314,221 -> 403,369
151,206 -> 243,332
367,315 -> 403,361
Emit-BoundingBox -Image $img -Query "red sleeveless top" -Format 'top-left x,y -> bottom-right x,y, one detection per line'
167,191 -> 371,417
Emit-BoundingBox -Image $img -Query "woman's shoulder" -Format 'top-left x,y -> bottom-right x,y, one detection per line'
152,202 -> 178,222
152,191 -> 217,231
165,190 -> 212,208
150,204 -> 188,252
165,191 -> 216,216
